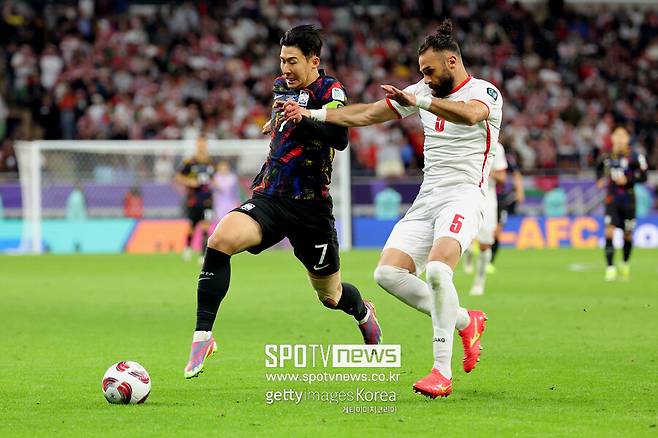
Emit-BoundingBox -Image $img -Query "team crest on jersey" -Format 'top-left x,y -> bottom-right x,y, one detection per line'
298,90 -> 310,107
487,88 -> 498,100
331,87 -> 346,102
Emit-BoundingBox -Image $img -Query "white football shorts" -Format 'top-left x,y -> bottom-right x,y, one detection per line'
383,184 -> 485,275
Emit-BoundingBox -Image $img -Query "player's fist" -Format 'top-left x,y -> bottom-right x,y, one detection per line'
283,100 -> 307,123
262,119 -> 273,135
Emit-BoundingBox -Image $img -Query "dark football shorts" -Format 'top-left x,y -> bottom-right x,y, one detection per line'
496,192 -> 516,225
604,199 -> 636,232
187,206 -> 213,227
232,193 -> 340,276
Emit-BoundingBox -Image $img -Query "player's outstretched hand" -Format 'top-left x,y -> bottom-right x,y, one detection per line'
283,100 -> 308,123
262,119 -> 273,135
381,85 -> 416,107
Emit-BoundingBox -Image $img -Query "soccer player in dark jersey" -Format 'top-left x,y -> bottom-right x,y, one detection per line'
183,25 -> 382,379
176,136 -> 215,262
596,126 -> 648,281
488,144 -> 524,273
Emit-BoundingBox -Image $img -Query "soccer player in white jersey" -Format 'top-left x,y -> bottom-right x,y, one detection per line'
284,20 -> 503,398
468,142 -> 507,296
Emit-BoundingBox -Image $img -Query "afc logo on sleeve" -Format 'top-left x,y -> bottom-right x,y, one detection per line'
331,87 -> 346,102
487,88 -> 498,101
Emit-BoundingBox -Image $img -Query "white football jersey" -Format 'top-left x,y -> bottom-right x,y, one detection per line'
387,76 -> 503,195
489,142 -> 508,197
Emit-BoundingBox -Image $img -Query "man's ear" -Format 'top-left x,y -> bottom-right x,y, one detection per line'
447,53 -> 459,69
311,55 -> 320,68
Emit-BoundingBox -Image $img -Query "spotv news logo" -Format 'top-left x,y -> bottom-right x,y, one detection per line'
264,344 -> 401,368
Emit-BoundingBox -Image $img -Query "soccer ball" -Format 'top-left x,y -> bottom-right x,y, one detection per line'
101,361 -> 151,404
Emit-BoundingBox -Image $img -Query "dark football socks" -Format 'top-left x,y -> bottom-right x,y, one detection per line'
491,239 -> 499,263
605,238 -> 614,266
623,239 -> 632,263
195,248 -> 231,331
336,283 -> 368,322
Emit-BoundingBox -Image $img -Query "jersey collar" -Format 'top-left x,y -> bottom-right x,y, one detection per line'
449,75 -> 472,95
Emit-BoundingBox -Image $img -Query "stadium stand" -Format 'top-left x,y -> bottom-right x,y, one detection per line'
0,0 -> 656,179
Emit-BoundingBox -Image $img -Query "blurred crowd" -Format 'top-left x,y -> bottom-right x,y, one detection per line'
0,0 -> 656,176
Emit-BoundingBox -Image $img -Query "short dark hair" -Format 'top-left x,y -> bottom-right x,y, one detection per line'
280,25 -> 323,58
418,19 -> 461,56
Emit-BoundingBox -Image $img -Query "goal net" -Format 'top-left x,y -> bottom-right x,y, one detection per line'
14,139 -> 351,254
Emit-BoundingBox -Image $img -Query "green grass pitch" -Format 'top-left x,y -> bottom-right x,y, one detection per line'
1,249 -> 657,437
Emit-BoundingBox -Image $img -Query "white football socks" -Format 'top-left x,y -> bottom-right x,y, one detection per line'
193,331 -> 212,342
462,246 -> 474,273
426,261 -> 459,379
374,264 -> 470,330
474,248 -> 492,289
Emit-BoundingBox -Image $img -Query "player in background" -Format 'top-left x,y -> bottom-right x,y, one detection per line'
596,126 -> 648,281
176,136 -> 215,262
465,142 -> 507,296
489,143 -> 524,273
285,19 -> 502,398
463,141 -> 521,276
183,25 -> 382,379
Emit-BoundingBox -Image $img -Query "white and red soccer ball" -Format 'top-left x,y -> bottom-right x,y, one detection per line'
101,361 -> 151,404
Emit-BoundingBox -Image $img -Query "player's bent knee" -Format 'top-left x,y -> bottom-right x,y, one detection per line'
374,265 -> 407,292
206,230 -> 246,255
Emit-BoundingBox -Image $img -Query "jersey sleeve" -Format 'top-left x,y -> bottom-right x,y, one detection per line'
470,81 -> 503,124
385,81 -> 421,119
320,79 -> 348,109
492,143 -> 508,172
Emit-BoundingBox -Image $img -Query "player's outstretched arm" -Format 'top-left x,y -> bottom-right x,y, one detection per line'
381,84 -> 488,126
284,99 -> 398,127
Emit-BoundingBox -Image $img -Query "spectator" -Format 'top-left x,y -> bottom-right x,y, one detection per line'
0,1 -> 655,176
124,186 -> 144,218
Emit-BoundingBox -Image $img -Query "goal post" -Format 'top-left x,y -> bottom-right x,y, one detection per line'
14,139 -> 352,254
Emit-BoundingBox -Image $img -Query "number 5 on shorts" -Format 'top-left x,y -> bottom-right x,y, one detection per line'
449,214 -> 464,234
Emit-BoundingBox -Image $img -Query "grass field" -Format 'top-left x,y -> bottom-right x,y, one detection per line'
1,248 -> 657,437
